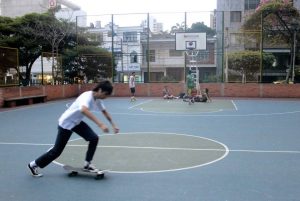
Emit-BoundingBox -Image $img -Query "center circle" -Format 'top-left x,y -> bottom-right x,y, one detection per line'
54,132 -> 228,173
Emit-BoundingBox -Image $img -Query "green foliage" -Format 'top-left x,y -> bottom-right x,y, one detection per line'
0,10 -> 114,85
170,21 -> 215,36
0,14 -> 54,85
160,75 -> 176,82
62,46 -> 113,83
187,22 -> 216,36
243,0 -> 300,33
228,51 -> 275,81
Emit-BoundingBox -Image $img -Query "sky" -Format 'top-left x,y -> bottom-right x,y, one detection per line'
70,0 -> 217,30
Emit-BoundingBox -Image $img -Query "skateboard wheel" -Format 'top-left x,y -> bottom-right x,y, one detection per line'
69,171 -> 78,177
95,174 -> 104,180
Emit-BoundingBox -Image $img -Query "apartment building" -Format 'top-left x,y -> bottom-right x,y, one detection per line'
141,34 -> 217,83
87,21 -> 217,83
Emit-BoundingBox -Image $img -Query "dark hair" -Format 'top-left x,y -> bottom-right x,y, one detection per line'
92,80 -> 113,95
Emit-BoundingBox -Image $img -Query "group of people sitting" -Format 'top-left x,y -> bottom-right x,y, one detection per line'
162,86 -> 212,103
183,88 -> 212,103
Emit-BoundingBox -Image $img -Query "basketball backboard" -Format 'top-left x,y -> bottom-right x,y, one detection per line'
175,32 -> 206,51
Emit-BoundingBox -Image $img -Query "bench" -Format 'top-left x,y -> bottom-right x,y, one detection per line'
4,95 -> 47,107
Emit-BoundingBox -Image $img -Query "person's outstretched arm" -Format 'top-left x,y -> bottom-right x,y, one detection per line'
102,109 -> 119,134
81,106 -> 109,133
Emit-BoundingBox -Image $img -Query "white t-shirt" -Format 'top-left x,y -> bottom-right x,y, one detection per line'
58,91 -> 105,130
129,75 -> 135,88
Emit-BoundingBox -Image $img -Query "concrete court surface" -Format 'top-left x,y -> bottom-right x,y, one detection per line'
0,97 -> 300,201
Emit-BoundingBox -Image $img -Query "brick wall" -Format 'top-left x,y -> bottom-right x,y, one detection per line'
1,83 -> 300,107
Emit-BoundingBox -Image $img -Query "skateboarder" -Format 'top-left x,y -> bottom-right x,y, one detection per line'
28,80 -> 119,177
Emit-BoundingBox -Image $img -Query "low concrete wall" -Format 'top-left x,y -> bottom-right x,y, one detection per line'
1,83 -> 300,107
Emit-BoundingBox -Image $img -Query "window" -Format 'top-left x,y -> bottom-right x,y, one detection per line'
123,32 -> 137,42
198,51 -> 209,61
230,11 -> 241,23
146,50 -> 155,62
169,49 -> 182,57
130,51 -> 138,63
115,52 -> 122,61
244,0 -> 260,10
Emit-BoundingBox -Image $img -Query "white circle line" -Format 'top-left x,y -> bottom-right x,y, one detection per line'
0,141 -> 299,154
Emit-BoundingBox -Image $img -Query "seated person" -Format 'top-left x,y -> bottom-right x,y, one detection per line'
194,88 -> 212,103
183,88 -> 197,102
183,88 -> 212,103
163,86 -> 177,99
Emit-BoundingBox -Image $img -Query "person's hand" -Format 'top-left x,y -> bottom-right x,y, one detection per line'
99,124 -> 109,133
113,126 -> 119,134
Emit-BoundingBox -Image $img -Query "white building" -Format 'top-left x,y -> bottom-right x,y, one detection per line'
88,23 -> 145,82
0,0 -> 86,26
141,16 -> 163,34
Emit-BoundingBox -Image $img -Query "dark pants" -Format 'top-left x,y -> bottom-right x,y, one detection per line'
130,87 -> 135,95
35,121 -> 99,168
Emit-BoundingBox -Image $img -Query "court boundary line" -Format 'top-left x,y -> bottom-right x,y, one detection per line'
128,99 -> 153,109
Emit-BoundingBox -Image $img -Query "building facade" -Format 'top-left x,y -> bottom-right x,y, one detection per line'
87,21 -> 217,83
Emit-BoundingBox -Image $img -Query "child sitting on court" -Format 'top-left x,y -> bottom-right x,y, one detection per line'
162,86 -> 177,99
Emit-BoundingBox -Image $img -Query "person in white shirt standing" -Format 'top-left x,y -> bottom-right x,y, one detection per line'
129,72 -> 136,101
28,80 -> 119,177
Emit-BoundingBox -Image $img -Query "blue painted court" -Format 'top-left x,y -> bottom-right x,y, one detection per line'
0,97 -> 300,201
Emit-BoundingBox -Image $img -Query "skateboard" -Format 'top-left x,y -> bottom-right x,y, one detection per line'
63,165 -> 107,180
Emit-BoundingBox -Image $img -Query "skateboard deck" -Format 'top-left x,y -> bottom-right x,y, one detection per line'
63,165 -> 107,180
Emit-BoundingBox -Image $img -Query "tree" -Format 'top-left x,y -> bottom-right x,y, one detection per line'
170,22 -> 186,34
62,46 -> 113,83
0,14 -> 51,85
187,22 -> 216,36
243,0 -> 300,83
228,51 -> 275,82
31,9 -> 77,84
170,21 -> 216,35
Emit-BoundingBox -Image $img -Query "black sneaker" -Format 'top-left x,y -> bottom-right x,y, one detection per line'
28,164 -> 43,177
83,164 -> 99,173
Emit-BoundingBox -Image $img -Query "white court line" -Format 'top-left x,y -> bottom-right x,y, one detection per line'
231,100 -> 238,111
128,99 -> 153,109
66,99 -> 300,117
0,142 -> 299,154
